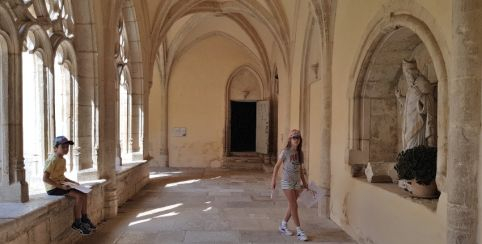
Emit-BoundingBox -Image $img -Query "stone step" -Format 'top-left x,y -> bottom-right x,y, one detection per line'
226,157 -> 263,163
230,152 -> 259,157
223,162 -> 263,170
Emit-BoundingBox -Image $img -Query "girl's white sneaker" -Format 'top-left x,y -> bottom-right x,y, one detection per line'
296,229 -> 308,241
279,223 -> 293,236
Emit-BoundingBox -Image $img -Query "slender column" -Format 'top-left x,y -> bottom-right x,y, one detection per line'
448,1 -> 482,243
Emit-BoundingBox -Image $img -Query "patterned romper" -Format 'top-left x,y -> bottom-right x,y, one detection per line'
279,149 -> 304,190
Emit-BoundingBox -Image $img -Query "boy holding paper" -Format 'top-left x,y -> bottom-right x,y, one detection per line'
43,136 -> 96,235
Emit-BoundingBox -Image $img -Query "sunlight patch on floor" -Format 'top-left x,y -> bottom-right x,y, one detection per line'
136,203 -> 183,218
165,179 -> 200,187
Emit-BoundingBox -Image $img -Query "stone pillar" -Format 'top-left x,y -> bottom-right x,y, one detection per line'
76,51 -> 96,170
98,1 -> 120,218
129,63 -> 143,160
130,92 -> 142,157
0,49 -> 28,202
311,0 -> 332,217
72,0 -> 97,171
448,1 -> 481,243
159,80 -> 169,166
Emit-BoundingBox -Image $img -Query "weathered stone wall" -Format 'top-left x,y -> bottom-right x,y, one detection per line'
0,183 -> 105,244
331,0 -> 451,243
116,163 -> 150,206
167,35 -> 262,168
1,162 -> 148,244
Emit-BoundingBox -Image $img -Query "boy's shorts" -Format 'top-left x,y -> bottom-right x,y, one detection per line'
47,188 -> 71,196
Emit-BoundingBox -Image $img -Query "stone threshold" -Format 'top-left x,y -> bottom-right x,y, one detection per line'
354,177 -> 438,212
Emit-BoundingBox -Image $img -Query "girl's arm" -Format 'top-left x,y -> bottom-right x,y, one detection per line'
271,158 -> 283,189
300,152 -> 308,189
300,165 -> 308,189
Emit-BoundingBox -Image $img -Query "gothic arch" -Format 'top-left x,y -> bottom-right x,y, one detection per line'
224,64 -> 264,157
348,12 -> 448,190
52,39 -> 79,172
20,23 -> 55,156
167,31 -> 266,90
150,0 -> 289,73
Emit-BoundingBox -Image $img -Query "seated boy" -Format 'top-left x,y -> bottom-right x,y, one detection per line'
43,136 -> 96,235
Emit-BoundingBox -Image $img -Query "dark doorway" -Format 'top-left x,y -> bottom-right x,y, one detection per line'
230,101 -> 256,152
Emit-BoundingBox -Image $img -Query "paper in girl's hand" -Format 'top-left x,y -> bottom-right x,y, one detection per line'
299,181 -> 325,208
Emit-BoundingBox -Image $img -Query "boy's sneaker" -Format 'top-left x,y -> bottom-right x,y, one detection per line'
296,229 -> 308,241
82,217 -> 97,230
279,223 -> 293,236
72,222 -> 91,235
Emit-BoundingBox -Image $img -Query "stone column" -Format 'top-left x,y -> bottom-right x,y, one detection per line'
448,1 -> 481,243
311,0 -> 333,217
0,50 -> 28,202
97,0 -> 120,218
72,0 -> 97,173
159,80 -> 169,166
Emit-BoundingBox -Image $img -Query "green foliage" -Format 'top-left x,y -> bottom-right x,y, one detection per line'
394,146 -> 437,185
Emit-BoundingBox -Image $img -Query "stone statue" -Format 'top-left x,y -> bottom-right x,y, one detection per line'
395,59 -> 437,150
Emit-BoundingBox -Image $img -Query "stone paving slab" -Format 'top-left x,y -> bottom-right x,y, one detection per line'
77,169 -> 356,244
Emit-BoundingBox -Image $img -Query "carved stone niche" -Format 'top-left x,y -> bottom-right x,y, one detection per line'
349,27 -> 438,184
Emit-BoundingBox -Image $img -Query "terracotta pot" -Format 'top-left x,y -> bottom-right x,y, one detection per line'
407,180 -> 438,198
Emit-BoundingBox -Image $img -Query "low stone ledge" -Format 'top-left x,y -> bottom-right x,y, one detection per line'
354,177 -> 438,212
116,160 -> 148,175
0,180 -> 106,244
116,160 -> 150,206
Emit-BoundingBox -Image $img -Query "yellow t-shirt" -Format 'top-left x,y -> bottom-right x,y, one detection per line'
44,154 -> 66,191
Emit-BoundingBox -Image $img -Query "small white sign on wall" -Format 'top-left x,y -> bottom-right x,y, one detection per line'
173,127 -> 187,137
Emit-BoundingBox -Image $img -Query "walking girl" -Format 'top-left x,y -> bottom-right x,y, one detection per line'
271,129 -> 309,241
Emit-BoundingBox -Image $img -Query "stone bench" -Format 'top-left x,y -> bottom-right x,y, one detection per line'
0,180 -> 106,244
0,161 -> 150,244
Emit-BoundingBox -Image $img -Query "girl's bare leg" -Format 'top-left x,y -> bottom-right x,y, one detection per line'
283,189 -> 301,226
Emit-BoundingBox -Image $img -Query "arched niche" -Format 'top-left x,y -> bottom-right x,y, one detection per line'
349,25 -> 444,174
228,66 -> 263,101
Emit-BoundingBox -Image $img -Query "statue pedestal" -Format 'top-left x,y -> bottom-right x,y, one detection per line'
364,162 -> 398,183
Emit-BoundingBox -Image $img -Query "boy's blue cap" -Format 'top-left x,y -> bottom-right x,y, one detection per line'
54,136 -> 74,147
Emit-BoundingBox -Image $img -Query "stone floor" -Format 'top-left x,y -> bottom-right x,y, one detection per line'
78,168 -> 355,244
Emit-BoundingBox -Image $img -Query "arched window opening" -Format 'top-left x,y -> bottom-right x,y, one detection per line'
22,30 -> 46,195
116,18 -> 133,164
54,46 -> 76,179
119,68 -> 131,157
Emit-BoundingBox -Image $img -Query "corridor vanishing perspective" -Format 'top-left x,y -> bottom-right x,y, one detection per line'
78,169 -> 354,244
1,0 -> 482,243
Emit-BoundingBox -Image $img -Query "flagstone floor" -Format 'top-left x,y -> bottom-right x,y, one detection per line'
78,168 -> 355,244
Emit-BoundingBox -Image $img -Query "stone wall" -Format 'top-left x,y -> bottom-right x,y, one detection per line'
331,1 -> 451,243
116,163 -> 150,206
0,182 -> 105,244
1,162 -> 149,244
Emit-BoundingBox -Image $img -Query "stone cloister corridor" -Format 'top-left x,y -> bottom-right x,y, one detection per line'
78,169 -> 354,243
2,0 -> 482,243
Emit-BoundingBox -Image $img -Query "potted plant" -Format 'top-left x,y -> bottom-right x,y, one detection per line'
394,146 -> 438,198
